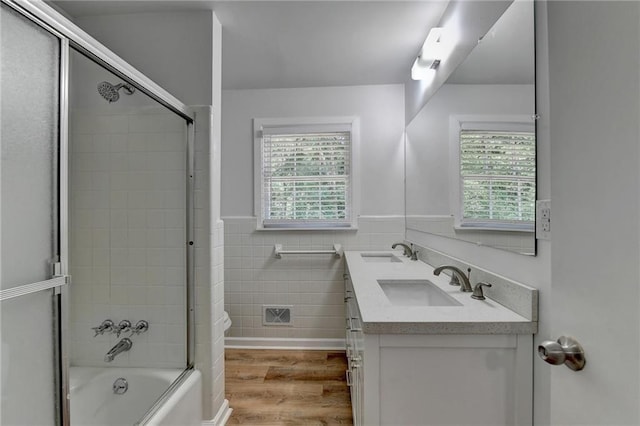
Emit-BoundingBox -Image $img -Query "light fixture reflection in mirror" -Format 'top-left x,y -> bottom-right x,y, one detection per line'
404,0 -> 536,256
411,27 -> 443,81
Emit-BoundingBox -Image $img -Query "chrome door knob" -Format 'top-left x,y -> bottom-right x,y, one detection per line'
538,336 -> 586,371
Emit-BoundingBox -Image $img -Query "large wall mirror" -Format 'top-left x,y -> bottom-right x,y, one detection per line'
405,0 -> 536,256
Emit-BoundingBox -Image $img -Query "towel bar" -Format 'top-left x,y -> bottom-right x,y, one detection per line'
273,244 -> 343,259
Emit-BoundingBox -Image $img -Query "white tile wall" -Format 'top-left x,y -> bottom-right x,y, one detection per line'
189,107 -> 222,419
211,220 -> 225,417
69,107 -> 189,368
223,216 -> 405,338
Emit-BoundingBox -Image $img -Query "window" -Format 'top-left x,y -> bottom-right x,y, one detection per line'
254,117 -> 359,230
450,116 -> 535,231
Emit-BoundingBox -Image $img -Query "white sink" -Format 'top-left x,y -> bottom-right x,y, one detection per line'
360,253 -> 402,263
377,279 -> 463,307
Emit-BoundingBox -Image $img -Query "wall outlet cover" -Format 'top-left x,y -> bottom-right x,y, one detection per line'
536,199 -> 551,240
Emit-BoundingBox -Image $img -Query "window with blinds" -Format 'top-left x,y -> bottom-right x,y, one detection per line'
259,127 -> 353,228
460,130 -> 535,229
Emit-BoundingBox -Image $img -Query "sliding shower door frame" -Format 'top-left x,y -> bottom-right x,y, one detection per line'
2,1 -> 198,425
56,36 -> 71,426
2,0 -> 194,122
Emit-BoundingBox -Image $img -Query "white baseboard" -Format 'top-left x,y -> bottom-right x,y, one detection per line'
203,399 -> 232,426
225,337 -> 346,350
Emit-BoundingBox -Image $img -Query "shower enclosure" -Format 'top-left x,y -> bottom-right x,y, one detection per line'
1,1 -> 197,424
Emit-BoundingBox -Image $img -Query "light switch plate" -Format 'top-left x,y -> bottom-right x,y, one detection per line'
536,199 -> 551,240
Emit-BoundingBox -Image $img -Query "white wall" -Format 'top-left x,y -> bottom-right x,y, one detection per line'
221,84 -> 406,339
74,11 -> 213,106
221,84 -> 406,217
207,13 -> 226,421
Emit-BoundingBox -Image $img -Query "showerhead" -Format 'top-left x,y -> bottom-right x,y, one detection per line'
97,81 -> 136,103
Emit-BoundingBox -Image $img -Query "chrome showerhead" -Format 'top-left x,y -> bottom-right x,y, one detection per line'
97,81 -> 135,103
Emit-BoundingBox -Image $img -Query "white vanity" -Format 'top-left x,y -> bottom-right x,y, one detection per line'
344,251 -> 537,426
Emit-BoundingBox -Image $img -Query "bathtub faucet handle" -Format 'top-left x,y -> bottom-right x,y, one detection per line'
114,320 -> 132,338
92,319 -> 114,337
132,320 -> 149,335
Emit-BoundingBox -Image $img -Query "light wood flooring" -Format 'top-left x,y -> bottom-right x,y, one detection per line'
225,349 -> 353,425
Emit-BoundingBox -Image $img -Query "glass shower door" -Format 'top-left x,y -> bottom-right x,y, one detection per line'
1,3 -> 64,425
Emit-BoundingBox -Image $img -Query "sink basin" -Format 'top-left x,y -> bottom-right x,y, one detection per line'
377,279 -> 463,307
360,253 -> 402,263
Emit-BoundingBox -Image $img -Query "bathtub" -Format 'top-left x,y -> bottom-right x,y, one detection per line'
70,367 -> 202,426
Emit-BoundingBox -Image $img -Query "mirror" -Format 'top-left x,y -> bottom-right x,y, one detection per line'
405,1 -> 535,255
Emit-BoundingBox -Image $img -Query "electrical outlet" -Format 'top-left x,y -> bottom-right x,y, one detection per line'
536,200 -> 551,240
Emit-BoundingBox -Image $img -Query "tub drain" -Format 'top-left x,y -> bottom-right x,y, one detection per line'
113,378 -> 128,395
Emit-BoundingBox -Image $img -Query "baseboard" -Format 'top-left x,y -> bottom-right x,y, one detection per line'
225,337 -> 346,350
203,399 -> 232,426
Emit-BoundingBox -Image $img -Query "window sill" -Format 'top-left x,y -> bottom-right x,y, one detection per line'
455,224 -> 534,233
256,226 -> 359,232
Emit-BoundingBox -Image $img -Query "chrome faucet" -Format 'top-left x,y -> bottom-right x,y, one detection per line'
114,320 -> 131,337
433,265 -> 473,292
471,282 -> 492,300
92,319 -> 114,337
391,242 -> 418,261
131,320 -> 149,335
104,338 -> 132,362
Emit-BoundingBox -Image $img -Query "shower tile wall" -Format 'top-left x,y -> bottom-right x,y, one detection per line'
223,216 -> 404,339
189,107 -> 225,418
69,107 -> 188,368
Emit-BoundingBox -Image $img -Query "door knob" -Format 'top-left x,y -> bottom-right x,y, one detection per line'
538,336 -> 586,371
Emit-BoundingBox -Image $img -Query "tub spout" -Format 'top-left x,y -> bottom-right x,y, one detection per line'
104,338 -> 132,362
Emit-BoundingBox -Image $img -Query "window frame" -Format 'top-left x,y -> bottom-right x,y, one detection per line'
449,114 -> 535,232
253,116 -> 360,231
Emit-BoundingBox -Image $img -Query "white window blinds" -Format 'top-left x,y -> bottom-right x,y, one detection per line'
460,130 -> 535,228
261,130 -> 352,228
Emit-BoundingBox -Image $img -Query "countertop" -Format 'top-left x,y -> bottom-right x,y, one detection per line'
345,251 -> 537,335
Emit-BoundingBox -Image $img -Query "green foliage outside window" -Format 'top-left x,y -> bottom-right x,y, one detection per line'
264,132 -> 350,222
460,130 -> 535,225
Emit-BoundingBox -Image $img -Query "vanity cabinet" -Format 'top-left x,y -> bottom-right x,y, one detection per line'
344,272 -> 364,424
343,259 -> 534,426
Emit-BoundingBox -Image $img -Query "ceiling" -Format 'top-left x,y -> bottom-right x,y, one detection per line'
212,1 -> 447,90
51,1 -> 531,91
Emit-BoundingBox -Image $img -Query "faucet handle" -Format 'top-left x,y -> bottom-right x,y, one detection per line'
92,319 -> 114,337
115,320 -> 132,337
131,320 -> 149,335
447,273 -> 461,287
471,282 -> 492,300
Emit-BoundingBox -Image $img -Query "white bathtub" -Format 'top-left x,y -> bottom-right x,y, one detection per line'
70,367 -> 202,426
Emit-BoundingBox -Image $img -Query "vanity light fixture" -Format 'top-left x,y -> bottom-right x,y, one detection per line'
411,27 -> 443,80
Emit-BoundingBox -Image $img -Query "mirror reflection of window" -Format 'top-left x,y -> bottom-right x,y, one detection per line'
459,128 -> 535,230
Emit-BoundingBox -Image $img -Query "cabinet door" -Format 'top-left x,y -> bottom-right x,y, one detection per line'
352,362 -> 360,426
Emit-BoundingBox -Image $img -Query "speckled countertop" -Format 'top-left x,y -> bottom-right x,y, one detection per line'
345,251 -> 537,335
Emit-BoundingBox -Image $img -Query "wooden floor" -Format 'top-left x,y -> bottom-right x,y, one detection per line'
225,349 -> 353,425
